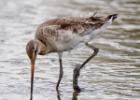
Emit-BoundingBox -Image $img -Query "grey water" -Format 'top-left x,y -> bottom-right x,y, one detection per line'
0,0 -> 140,100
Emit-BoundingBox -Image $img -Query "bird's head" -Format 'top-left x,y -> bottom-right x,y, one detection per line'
26,39 -> 53,100
26,39 -> 39,100
26,39 -> 39,65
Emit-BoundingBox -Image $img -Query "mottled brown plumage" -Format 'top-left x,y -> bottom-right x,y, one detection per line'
36,15 -> 106,34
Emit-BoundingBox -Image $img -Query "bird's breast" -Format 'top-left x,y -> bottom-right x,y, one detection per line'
55,32 -> 83,51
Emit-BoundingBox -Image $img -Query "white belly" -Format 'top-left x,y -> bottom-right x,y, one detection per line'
55,31 -> 83,51
54,28 -> 103,51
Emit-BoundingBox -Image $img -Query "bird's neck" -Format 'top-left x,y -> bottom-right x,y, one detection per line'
36,40 -> 50,55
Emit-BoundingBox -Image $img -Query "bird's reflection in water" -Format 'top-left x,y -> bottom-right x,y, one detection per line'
57,90 -> 61,100
56,90 -> 79,100
72,91 -> 79,100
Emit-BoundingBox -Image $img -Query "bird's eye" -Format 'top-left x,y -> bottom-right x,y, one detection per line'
34,49 -> 38,53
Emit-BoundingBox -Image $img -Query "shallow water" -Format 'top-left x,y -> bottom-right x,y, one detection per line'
0,0 -> 140,100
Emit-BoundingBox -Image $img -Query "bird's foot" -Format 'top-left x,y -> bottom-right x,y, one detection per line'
74,86 -> 81,92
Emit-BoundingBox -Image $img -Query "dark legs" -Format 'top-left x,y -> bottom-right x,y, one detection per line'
56,90 -> 61,100
56,89 -> 79,100
72,91 -> 79,100
56,44 -> 98,92
56,53 -> 63,91
73,43 -> 99,92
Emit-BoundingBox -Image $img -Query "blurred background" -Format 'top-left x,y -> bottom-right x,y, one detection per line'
0,0 -> 140,100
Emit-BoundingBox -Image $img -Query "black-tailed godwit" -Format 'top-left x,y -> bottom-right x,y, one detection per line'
26,13 -> 118,100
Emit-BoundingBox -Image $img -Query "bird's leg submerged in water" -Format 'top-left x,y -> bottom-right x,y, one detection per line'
73,43 -> 99,92
56,90 -> 61,100
56,53 -> 64,91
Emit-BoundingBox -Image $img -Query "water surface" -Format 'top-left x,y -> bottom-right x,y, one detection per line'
0,0 -> 140,100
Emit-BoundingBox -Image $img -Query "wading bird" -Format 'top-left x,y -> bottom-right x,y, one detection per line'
26,13 -> 118,100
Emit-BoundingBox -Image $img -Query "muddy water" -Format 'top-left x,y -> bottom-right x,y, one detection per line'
0,0 -> 140,100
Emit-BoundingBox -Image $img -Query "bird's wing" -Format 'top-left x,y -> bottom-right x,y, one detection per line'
39,16 -> 105,41
41,25 -> 60,49
54,17 -> 104,35
39,17 -> 87,27
53,17 -> 87,25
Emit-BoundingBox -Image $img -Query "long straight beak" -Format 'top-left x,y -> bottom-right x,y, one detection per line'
30,63 -> 35,100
